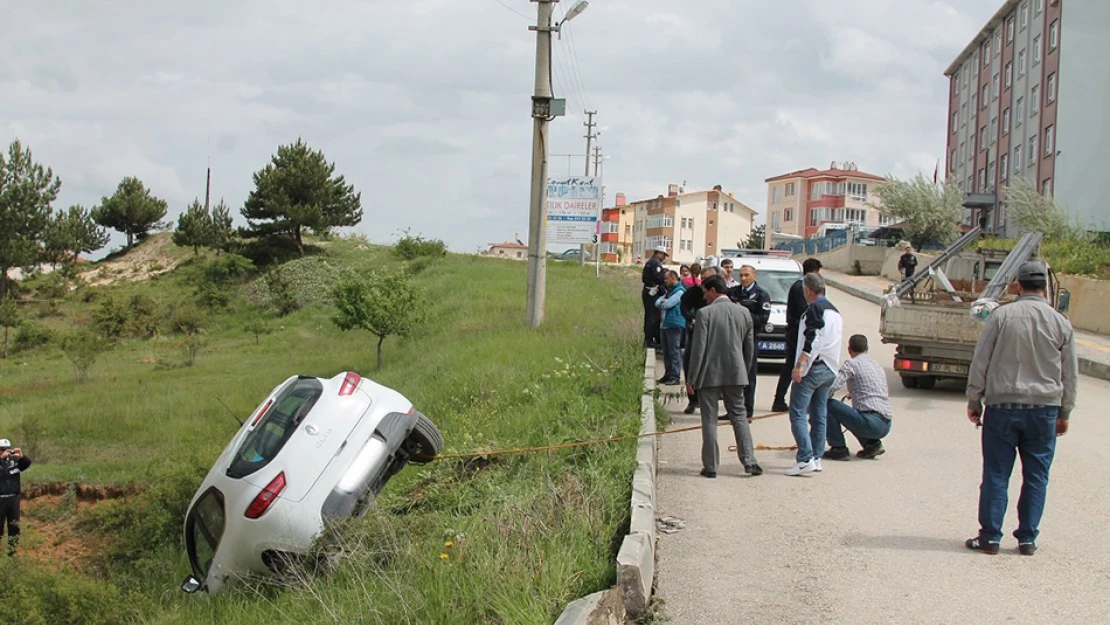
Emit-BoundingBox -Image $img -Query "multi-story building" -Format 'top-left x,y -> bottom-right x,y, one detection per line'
599,193 -> 636,263
945,0 -> 1109,233
764,162 -> 891,241
607,184 -> 755,265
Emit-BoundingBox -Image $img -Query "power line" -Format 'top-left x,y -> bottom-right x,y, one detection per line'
556,9 -> 594,112
492,0 -> 531,20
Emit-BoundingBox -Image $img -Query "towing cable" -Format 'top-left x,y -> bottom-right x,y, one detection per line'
433,410 -> 796,461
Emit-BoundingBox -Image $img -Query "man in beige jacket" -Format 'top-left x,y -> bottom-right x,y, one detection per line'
686,275 -> 762,478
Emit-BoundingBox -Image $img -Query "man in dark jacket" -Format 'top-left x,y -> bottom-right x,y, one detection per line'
732,265 -> 771,420
0,439 -> 31,556
679,266 -> 717,413
773,258 -> 822,412
899,247 -> 918,280
642,246 -> 669,348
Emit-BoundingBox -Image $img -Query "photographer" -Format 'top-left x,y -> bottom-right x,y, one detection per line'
0,439 -> 31,556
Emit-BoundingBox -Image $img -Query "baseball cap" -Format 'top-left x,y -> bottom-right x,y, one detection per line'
0,439 -> 10,449
1017,261 -> 1047,281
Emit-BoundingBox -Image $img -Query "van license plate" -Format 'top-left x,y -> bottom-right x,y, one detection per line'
759,341 -> 786,352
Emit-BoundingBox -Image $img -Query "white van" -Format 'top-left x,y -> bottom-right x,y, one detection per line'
723,252 -> 803,360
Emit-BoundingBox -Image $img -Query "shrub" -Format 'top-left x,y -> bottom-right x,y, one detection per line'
58,330 -> 109,382
201,252 -> 255,285
0,560 -> 137,625
170,302 -> 208,335
407,256 -> 434,276
393,232 -> 448,260
13,321 -> 53,353
128,293 -> 159,337
34,272 -> 68,300
91,297 -> 130,339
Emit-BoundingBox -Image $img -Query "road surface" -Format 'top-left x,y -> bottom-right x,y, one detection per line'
655,286 -> 1110,625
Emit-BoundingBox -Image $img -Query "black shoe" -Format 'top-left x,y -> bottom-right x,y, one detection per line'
824,446 -> 851,461
857,441 -> 886,459
965,537 -> 1000,555
1018,542 -> 1037,556
699,468 -> 717,479
660,378 -> 681,386
683,402 -> 697,414
771,402 -> 789,413
745,464 -> 763,476
656,376 -> 668,384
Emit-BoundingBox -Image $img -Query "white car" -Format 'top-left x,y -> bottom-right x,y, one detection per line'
722,252 -> 803,360
180,371 -> 443,595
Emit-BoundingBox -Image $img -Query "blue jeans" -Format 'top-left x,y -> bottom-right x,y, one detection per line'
826,399 -> 891,448
788,361 -> 835,463
661,328 -> 683,380
978,406 -> 1059,544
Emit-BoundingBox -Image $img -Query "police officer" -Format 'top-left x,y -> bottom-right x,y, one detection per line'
731,265 -> 771,420
642,245 -> 669,349
0,439 -> 31,556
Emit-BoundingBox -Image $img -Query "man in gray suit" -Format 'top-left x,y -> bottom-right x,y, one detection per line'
686,275 -> 763,478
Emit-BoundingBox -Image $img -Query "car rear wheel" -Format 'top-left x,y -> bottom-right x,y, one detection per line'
900,374 -> 919,389
404,414 -> 444,464
916,375 -> 937,390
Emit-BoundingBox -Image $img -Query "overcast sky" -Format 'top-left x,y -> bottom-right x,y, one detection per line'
1,0 -> 1000,253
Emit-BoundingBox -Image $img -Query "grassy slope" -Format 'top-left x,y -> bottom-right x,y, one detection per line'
0,237 -> 645,624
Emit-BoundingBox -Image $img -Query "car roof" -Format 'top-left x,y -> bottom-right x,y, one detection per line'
725,255 -> 802,272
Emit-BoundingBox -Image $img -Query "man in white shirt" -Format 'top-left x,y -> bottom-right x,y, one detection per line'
720,258 -> 740,289
786,273 -> 843,476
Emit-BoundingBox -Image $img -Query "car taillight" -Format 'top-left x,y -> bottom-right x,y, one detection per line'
339,372 -> 361,396
251,399 -> 274,427
245,472 -> 286,519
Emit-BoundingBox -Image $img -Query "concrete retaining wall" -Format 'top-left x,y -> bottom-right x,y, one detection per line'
793,245 -> 891,275
1059,275 -> 1110,335
553,349 -> 658,624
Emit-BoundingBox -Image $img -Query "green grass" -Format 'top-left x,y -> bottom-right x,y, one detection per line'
977,236 -> 1110,278
0,236 -> 645,624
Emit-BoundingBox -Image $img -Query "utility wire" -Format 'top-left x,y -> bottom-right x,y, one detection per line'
492,0 -> 531,20
555,6 -> 594,112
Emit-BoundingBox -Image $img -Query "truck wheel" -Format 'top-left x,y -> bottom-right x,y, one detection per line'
916,375 -> 937,390
404,413 -> 444,464
900,375 -> 919,389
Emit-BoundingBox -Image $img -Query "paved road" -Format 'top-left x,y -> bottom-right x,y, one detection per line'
655,286 -> 1110,625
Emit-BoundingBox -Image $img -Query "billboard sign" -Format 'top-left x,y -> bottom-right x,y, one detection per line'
547,176 -> 601,246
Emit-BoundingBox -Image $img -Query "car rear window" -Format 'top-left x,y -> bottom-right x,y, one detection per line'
186,488 -> 225,579
227,377 -> 323,479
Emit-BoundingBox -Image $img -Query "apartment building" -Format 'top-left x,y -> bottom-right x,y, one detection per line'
599,193 -> 636,263
945,0 -> 1110,233
604,184 -> 755,265
764,162 -> 891,240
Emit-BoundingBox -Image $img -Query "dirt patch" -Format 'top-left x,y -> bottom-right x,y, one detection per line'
0,381 -> 56,398
81,235 -> 184,287
23,482 -> 142,501
20,494 -> 115,571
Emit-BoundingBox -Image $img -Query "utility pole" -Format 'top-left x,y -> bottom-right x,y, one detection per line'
525,0 -> 557,328
579,111 -> 598,266
593,145 -> 603,176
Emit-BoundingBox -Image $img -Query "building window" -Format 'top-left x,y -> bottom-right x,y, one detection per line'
980,126 -> 987,150
1042,178 -> 1052,195
1003,108 -> 1010,135
1029,135 -> 1038,166
981,84 -> 989,107
1005,62 -> 1013,88
1014,145 -> 1023,172
785,182 -> 795,197
1001,153 -> 1009,180
951,110 -> 958,132
1033,36 -> 1042,65
950,147 -> 957,169
625,224 -> 632,237
772,186 -> 783,203
992,72 -> 1000,99
983,42 -> 991,67
1031,85 -> 1040,114
1045,125 -> 1054,156
1047,73 -> 1057,103
784,208 -> 793,222
978,168 -> 986,190
995,31 -> 1002,55
1050,20 -> 1059,50
1007,17 -> 1015,42
988,160 -> 996,189
971,91 -> 977,111
847,182 -> 868,202
1015,97 -> 1024,124
1018,50 -> 1026,76
959,142 -> 966,162
1019,2 -> 1028,30
1034,0 -> 1043,14
991,116 -> 998,143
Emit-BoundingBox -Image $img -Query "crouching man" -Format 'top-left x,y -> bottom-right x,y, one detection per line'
824,335 -> 892,461
0,438 -> 31,556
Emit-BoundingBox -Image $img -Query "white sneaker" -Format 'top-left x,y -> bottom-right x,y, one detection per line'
814,458 -> 823,472
786,460 -> 817,476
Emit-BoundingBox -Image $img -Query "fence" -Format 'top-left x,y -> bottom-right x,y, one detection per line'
775,232 -> 849,256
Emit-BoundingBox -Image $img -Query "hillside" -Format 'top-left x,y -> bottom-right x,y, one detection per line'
0,236 -> 643,625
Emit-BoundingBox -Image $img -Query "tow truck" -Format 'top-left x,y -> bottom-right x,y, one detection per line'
878,227 -> 1071,389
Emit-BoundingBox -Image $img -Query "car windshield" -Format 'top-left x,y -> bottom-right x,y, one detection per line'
186,488 -> 225,579
226,378 -> 323,479
756,270 -> 801,304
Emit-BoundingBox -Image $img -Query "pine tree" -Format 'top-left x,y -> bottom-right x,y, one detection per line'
0,140 -> 61,303
241,139 -> 362,254
93,177 -> 168,247
208,198 -> 234,254
45,205 -> 110,266
173,199 -> 211,255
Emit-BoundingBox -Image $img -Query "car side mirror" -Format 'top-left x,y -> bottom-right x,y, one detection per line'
1056,288 -> 1071,314
181,575 -> 203,594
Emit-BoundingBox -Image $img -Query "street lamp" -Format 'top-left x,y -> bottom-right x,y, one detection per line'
560,0 -> 589,26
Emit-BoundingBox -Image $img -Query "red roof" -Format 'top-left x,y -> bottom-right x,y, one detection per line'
489,242 -> 527,249
765,167 -> 886,183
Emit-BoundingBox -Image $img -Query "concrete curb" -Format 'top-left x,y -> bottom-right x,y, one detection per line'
824,275 -> 1110,383
552,349 -> 658,624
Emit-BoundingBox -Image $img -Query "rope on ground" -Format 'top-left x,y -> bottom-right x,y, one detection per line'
433,411 -> 791,461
